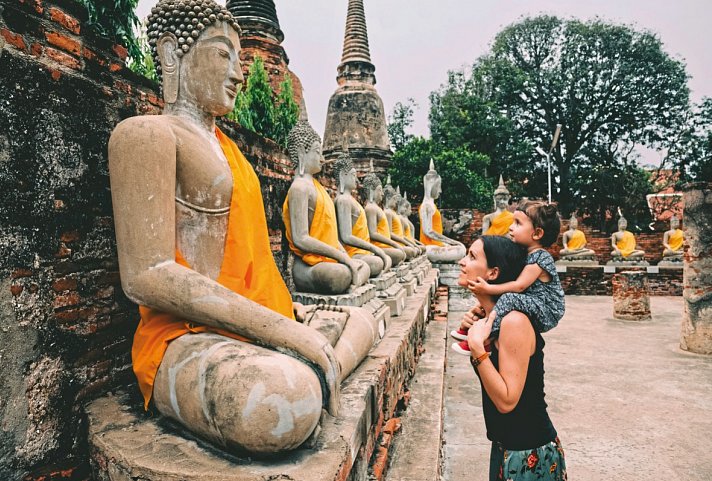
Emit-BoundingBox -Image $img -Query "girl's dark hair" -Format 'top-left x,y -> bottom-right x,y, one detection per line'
479,235 -> 527,284
517,200 -> 561,247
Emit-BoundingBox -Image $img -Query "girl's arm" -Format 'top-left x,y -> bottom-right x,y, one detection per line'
467,311 -> 535,413
469,263 -> 543,296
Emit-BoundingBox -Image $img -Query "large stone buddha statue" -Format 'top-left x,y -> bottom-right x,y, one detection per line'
282,107 -> 371,294
333,151 -> 391,277
362,164 -> 407,267
661,215 -> 684,263
418,159 -> 466,262
610,214 -> 646,263
482,175 -> 514,236
108,0 -> 374,456
383,177 -> 419,259
559,214 -> 597,262
397,190 -> 426,255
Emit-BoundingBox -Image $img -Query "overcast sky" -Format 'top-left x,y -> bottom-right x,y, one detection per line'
137,0 -> 712,158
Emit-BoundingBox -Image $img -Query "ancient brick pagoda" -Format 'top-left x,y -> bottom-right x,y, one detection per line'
226,0 -> 303,105
323,0 -> 392,175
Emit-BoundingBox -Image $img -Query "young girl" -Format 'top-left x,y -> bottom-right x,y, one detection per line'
452,201 -> 565,355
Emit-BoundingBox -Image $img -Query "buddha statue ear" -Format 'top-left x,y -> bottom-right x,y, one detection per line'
157,32 -> 180,104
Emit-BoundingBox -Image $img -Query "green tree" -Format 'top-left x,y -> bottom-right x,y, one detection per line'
484,16 -> 690,215
387,98 -> 418,152
273,75 -> 300,147
234,56 -> 275,138
79,0 -> 142,65
670,98 -> 712,183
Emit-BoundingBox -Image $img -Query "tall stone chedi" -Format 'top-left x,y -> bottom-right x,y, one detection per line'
226,0 -> 303,104
323,0 -> 392,174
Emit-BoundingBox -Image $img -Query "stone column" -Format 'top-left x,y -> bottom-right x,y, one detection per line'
612,271 -> 651,321
680,182 -> 712,354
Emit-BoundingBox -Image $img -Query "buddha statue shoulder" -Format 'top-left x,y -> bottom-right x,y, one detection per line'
481,175 -> 514,236
610,214 -> 646,261
282,105 -> 371,294
661,215 -> 684,262
383,177 -> 418,259
418,159 -> 466,262
559,214 -> 596,261
107,0 -> 367,456
362,163 -> 407,267
333,151 -> 391,277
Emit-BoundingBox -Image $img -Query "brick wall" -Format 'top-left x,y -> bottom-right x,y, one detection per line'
0,1 -> 298,479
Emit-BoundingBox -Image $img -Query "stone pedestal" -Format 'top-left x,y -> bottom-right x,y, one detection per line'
658,257 -> 683,268
395,263 -> 417,296
369,271 -> 406,316
431,261 -> 461,288
680,182 -> 712,354
293,284 -> 389,335
557,256 -> 598,267
612,271 -> 651,321
606,259 -> 650,267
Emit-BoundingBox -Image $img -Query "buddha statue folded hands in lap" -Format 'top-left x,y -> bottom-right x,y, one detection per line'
481,175 -> 514,236
559,214 -> 597,261
418,159 -> 466,262
108,0 -> 373,456
333,151 -> 391,277
383,177 -> 419,259
661,215 -> 684,262
610,214 -> 646,262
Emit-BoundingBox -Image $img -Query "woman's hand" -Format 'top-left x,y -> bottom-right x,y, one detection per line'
467,311 -> 494,357
460,303 -> 486,330
467,276 -> 495,295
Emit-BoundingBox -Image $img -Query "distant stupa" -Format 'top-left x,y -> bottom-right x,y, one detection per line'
226,0 -> 303,106
322,0 -> 392,175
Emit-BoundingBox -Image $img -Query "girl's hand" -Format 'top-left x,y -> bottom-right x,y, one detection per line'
467,312 -> 494,356
468,276 -> 494,295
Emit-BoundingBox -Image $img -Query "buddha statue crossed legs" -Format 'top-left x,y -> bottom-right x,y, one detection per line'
610,214 -> 646,262
661,216 -> 684,262
559,214 -> 596,261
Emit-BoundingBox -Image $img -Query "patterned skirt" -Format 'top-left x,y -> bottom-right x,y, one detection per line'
489,437 -> 567,481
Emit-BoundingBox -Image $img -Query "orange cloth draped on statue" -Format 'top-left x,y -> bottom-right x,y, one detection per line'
283,178 -> 344,265
419,204 -> 444,247
132,128 -> 295,410
668,229 -> 683,252
390,214 -> 406,246
485,210 -> 514,236
617,231 -> 638,257
404,221 -> 413,240
371,210 -> 393,248
567,229 -> 587,250
345,204 -> 371,257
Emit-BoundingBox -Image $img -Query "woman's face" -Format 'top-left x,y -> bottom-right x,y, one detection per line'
458,239 -> 493,288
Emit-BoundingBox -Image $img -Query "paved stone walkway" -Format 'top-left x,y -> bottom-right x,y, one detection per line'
442,296 -> 712,481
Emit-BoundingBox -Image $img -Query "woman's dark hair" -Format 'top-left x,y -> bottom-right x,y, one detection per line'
517,200 -> 561,247
480,235 -> 527,284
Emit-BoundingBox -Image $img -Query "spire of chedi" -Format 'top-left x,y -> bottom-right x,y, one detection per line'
226,0 -> 282,41
323,0 -> 392,175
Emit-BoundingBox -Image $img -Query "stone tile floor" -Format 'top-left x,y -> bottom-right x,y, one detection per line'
442,296 -> 712,481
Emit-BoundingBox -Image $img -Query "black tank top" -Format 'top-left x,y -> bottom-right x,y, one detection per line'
474,331 -> 557,450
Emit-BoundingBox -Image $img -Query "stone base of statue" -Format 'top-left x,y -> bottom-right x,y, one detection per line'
395,263 -> 417,296
431,261 -> 461,288
556,255 -> 599,268
368,271 -> 406,316
606,257 -> 649,267
410,255 -> 431,285
86,269 -> 440,481
293,284 -> 389,335
658,256 -> 683,267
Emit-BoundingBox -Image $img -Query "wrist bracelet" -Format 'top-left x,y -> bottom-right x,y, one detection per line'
471,351 -> 490,368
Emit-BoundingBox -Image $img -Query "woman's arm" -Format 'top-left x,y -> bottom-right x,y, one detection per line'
469,263 -> 543,296
467,311 -> 535,413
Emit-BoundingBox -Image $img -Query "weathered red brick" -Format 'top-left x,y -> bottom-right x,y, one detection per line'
112,44 -> 128,60
45,47 -> 81,70
52,277 -> 78,292
30,42 -> 43,57
370,445 -> 389,480
53,291 -> 81,308
11,268 -> 33,279
55,243 -> 72,258
19,0 -> 43,15
10,285 -> 24,296
46,31 -> 81,56
55,309 -> 79,324
60,230 -> 80,242
109,62 -> 123,73
48,7 -> 80,35
1,28 -> 27,51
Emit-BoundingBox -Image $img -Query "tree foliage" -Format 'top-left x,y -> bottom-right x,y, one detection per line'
227,56 -> 298,147
79,0 -> 143,66
388,98 -> 418,152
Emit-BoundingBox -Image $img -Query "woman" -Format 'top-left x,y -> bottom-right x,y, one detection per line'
458,236 -> 567,480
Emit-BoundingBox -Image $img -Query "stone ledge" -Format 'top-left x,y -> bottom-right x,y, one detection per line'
86,269 -> 439,481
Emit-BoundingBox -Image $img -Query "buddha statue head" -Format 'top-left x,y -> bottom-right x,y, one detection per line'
423,159 -> 442,200
618,214 -> 628,232
334,151 -> 357,194
670,215 -> 680,230
397,190 -> 411,217
383,175 -> 397,210
363,161 -> 383,204
493,175 -> 511,211
147,0 -> 243,110
569,214 -> 578,230
287,102 -> 323,176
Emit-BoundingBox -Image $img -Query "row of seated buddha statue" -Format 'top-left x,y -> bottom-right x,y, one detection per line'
106,0 -> 399,458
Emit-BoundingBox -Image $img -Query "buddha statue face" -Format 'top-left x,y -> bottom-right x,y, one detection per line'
427,177 -> 442,200
670,216 -> 680,230
374,184 -> 384,204
570,217 -> 578,230
397,197 -> 409,216
494,192 -> 510,211
341,167 -> 357,192
300,139 -> 324,175
618,217 -> 628,231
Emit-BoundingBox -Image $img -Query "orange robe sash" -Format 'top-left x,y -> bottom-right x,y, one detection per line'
617,231 -> 637,258
371,208 -> 393,248
567,229 -> 587,250
485,210 -> 514,236
404,220 -> 413,240
283,178 -> 343,265
668,229 -> 683,252
345,204 -> 371,257
419,204 -> 444,247
132,128 -> 294,409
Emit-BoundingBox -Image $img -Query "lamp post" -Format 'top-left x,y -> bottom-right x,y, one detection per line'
536,124 -> 562,203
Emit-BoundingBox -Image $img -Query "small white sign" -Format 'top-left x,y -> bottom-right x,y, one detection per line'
604,266 -> 616,273
647,266 -> 660,274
